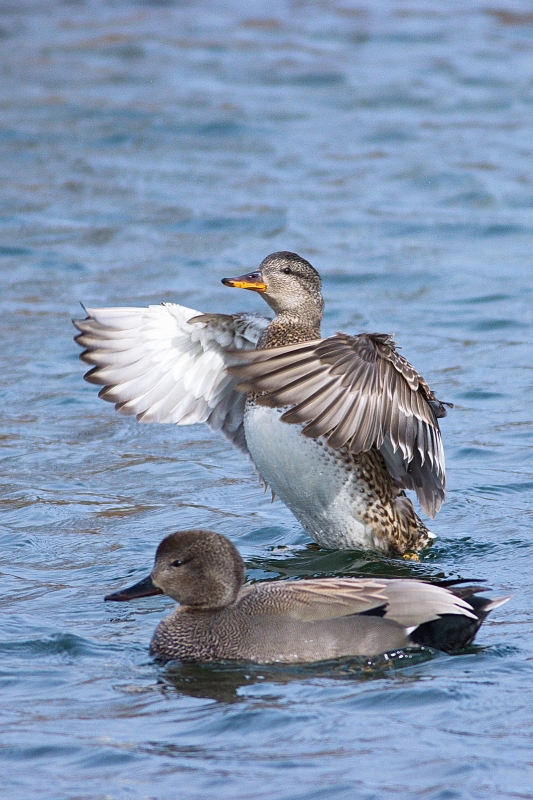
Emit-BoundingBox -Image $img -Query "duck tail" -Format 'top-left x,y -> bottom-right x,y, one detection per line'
409,594 -> 510,652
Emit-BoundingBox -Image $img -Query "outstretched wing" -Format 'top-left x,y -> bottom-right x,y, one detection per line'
73,304 -> 269,453
230,332 -> 449,515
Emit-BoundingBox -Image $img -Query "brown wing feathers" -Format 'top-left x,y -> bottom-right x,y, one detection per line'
230,332 -> 447,516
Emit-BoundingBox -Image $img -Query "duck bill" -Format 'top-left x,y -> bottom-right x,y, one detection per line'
104,574 -> 163,602
221,270 -> 267,293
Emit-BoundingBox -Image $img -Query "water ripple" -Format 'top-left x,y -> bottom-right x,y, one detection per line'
1,2 -> 532,799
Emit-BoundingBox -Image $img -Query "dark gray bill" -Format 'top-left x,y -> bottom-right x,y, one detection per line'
104,574 -> 163,602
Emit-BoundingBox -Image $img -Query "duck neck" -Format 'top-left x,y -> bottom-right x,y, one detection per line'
258,312 -> 322,349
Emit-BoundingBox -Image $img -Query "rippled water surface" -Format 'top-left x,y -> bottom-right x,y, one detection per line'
2,1 -> 533,798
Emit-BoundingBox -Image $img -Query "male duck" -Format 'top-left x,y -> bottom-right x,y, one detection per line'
75,251 -> 449,554
105,530 -> 508,663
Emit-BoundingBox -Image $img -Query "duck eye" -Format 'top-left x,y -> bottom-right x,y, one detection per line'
282,267 -> 292,274
171,559 -> 182,568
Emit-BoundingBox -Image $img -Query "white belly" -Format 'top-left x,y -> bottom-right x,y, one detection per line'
243,403 -> 376,550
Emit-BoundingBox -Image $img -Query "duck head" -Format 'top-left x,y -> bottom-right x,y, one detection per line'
105,530 -> 246,610
222,251 -> 324,321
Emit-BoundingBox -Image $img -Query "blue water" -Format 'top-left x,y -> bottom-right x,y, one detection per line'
2,1 -> 533,797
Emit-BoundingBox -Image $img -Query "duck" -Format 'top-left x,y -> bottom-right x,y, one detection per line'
105,529 -> 508,663
74,251 -> 449,554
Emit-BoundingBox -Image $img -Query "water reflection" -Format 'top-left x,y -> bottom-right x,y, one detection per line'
244,542 -> 460,582
159,650 -> 438,704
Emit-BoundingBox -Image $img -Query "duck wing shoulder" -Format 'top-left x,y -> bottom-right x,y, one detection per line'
237,577 -> 478,626
73,304 -> 269,453
237,578 -> 392,621
230,332 -> 449,516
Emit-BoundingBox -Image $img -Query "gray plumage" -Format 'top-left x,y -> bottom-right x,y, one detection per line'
105,530 -> 509,664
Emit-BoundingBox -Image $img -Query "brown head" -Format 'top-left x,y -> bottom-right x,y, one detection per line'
105,530 -> 246,610
222,252 -> 324,329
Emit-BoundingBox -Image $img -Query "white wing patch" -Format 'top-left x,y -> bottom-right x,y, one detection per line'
74,304 -> 269,453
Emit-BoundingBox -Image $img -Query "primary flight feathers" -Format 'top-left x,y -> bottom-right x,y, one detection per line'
74,304 -> 269,454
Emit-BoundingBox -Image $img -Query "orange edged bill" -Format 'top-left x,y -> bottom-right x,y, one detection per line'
221,271 -> 267,292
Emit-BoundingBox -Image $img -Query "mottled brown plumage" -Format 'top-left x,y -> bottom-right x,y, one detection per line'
73,250 -> 449,554
222,251 -> 450,553
105,530 -> 509,663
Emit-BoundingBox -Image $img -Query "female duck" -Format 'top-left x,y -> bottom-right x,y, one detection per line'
105,530 -> 507,663
75,251 -> 449,554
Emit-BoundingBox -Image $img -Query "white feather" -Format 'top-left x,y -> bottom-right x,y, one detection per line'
74,304 -> 269,453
